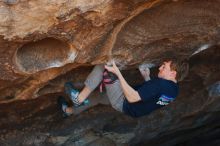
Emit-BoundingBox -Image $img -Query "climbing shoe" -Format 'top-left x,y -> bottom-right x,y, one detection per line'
64,82 -> 89,107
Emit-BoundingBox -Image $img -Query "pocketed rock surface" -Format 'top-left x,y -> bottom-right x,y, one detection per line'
0,0 -> 220,145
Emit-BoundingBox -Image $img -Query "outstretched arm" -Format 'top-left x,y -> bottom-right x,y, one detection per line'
105,61 -> 141,103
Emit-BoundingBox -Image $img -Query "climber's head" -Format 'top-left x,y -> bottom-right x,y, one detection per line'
158,58 -> 189,82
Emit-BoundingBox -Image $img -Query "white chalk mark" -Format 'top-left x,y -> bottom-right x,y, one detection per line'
192,44 -> 210,56
139,63 -> 156,69
49,60 -> 63,68
47,50 -> 77,69
67,51 -> 77,62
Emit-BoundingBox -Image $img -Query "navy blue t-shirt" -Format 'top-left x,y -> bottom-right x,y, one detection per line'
123,78 -> 179,117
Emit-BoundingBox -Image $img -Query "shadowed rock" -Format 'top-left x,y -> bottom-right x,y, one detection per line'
0,0 -> 219,146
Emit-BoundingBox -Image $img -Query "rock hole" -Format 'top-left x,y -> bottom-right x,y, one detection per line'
15,38 -> 77,73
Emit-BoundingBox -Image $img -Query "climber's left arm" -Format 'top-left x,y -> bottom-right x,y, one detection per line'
104,61 -> 141,103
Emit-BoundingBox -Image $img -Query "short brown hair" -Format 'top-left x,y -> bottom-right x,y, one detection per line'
163,58 -> 189,82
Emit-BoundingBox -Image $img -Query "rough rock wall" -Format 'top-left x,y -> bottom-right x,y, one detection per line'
0,0 -> 220,145
0,45 -> 219,146
0,0 -> 145,101
0,0 -> 220,102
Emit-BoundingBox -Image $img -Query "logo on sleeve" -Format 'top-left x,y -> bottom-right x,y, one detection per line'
156,94 -> 174,106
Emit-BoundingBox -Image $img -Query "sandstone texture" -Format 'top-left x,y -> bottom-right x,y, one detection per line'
0,0 -> 220,146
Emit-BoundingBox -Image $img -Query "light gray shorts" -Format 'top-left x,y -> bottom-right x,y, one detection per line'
84,65 -> 125,112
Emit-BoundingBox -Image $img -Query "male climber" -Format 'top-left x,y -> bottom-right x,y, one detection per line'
58,58 -> 188,118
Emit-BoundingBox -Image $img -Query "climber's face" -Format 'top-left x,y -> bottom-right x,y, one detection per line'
158,61 -> 176,80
